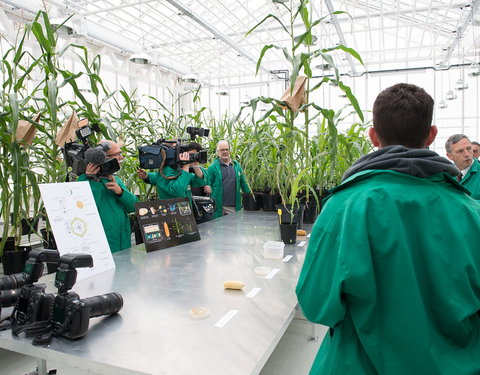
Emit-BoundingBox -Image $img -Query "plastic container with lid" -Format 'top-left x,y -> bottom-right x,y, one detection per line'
263,241 -> 285,259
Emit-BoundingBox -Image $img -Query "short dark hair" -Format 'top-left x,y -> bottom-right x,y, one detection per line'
184,142 -> 203,152
372,83 -> 434,148
472,141 -> 480,147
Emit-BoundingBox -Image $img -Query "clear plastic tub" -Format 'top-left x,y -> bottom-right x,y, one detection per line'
263,241 -> 285,259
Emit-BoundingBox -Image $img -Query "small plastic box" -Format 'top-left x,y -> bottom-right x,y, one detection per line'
263,241 -> 285,259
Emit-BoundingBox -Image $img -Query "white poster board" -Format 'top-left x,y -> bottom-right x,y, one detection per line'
39,181 -> 116,280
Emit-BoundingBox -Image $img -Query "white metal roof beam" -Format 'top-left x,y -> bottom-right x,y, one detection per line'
164,0 -> 272,76
438,0 -> 480,68
324,0 -> 358,75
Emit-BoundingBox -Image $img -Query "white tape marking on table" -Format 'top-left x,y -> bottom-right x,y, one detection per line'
265,268 -> 280,279
246,287 -> 261,298
297,241 -> 306,247
214,309 -> 239,328
283,255 -> 293,262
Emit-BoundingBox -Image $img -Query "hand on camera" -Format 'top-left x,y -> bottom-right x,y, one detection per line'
85,162 -> 100,176
204,185 -> 212,194
179,152 -> 191,171
137,169 -> 148,180
105,175 -> 123,196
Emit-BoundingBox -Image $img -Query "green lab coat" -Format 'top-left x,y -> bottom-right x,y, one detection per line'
78,175 -> 138,253
147,166 -> 207,207
461,157 -> 480,199
206,158 -> 250,218
296,170 -> 480,375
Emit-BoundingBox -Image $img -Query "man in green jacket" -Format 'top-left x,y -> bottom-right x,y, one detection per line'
445,133 -> 480,199
296,83 -> 480,375
78,140 -> 138,253
205,140 -> 250,218
137,142 -> 207,208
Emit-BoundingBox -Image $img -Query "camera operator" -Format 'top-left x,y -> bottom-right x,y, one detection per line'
77,140 -> 138,253
137,142 -> 208,209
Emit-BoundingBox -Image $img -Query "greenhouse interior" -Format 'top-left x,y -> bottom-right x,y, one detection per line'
1,0 -> 480,374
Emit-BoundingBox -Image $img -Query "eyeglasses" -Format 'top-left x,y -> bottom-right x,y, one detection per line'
218,148 -> 229,152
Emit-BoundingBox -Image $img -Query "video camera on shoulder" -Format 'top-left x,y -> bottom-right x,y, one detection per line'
62,119 -> 120,179
138,126 -> 209,170
51,253 -> 123,339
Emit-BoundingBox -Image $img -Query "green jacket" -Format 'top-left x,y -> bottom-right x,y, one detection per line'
206,158 -> 250,218
146,166 -> 207,207
460,157 -> 480,199
296,169 -> 480,375
77,175 -> 138,253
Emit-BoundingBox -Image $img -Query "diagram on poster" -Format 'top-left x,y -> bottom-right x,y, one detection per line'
135,197 -> 200,252
39,182 -> 115,280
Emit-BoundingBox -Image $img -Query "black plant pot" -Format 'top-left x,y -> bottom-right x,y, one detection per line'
276,204 -> 305,228
242,193 -> 261,211
40,229 -> 59,274
280,223 -> 297,244
303,202 -> 318,223
262,194 -> 281,212
2,245 -> 31,275
130,215 -> 144,245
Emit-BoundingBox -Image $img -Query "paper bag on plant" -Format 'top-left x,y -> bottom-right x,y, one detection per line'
16,113 -> 41,147
279,76 -> 307,112
55,111 -> 80,146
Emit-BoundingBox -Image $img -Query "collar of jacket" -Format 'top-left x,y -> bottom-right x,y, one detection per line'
342,145 -> 459,181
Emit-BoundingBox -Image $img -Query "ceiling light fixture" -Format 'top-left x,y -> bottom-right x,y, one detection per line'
130,52 -> 152,65
182,73 -> 199,83
454,78 -> 468,90
445,90 -> 457,100
438,99 -> 448,109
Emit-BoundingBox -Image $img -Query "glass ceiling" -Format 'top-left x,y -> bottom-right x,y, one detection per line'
1,0 -> 479,82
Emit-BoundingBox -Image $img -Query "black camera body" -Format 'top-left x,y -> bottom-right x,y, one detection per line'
138,126 -> 209,170
11,249 -> 60,330
51,253 -> 123,339
62,121 -> 120,178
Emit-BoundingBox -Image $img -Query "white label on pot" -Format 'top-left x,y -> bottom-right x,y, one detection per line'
298,241 -> 306,247
265,268 -> 280,279
246,288 -> 261,298
283,255 -> 293,262
214,309 -> 239,328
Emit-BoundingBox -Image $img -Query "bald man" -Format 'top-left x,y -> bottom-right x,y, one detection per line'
77,140 -> 138,253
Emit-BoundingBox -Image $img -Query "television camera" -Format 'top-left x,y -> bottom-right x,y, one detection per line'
62,119 -> 120,179
138,126 -> 209,171
51,253 -> 123,339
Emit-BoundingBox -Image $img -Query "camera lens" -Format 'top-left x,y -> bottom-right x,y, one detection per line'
0,273 -> 25,291
82,292 -> 123,318
0,289 -> 20,308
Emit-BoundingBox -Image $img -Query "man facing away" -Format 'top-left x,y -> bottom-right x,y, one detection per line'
204,140 -> 250,218
77,140 -> 138,253
296,83 -> 480,375
445,134 -> 480,199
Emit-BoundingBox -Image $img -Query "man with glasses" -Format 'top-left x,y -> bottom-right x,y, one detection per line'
78,139 -> 138,253
204,140 -> 250,218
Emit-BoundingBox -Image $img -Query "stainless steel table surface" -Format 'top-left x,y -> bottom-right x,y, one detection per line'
0,211 -> 310,375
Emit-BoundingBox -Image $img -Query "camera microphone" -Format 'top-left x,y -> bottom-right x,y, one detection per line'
85,147 -> 106,166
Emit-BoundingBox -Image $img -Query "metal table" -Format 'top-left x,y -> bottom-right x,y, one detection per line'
0,211 -> 309,375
